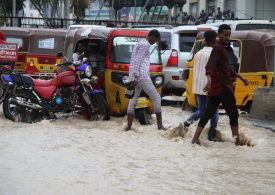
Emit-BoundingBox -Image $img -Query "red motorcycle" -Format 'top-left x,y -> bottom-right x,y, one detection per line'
2,60 -> 110,123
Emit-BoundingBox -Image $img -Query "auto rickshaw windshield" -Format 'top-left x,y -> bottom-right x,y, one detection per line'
110,36 -> 162,64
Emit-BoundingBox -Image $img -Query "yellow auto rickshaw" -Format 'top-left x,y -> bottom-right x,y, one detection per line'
182,31 -> 275,112
25,28 -> 67,77
105,29 -> 164,124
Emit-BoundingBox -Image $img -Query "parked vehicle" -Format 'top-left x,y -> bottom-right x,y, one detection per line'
0,34 -> 19,104
182,31 -> 275,112
203,20 -> 275,30
25,29 -> 67,78
0,66 -> 15,104
0,27 -> 30,72
105,29 -> 164,124
1,56 -> 110,123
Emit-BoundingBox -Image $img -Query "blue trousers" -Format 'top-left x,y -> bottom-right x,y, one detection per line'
187,95 -> 219,138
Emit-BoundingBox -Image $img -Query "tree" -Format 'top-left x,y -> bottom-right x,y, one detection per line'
71,0 -> 90,19
29,0 -> 60,18
0,0 -> 25,17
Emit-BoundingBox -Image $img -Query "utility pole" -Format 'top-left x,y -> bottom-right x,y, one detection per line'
64,0 -> 69,18
134,0 -> 137,22
12,0 -> 16,26
63,0 -> 69,27
12,0 -> 16,16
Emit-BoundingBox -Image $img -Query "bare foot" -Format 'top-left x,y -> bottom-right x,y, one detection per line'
192,138 -> 200,145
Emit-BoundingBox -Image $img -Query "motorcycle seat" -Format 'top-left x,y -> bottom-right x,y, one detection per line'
10,74 -> 34,87
33,78 -> 55,87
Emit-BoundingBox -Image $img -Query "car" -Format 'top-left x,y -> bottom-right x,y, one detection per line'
156,25 -> 218,95
202,20 -> 275,30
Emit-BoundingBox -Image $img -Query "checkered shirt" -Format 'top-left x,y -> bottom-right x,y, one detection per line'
129,39 -> 151,81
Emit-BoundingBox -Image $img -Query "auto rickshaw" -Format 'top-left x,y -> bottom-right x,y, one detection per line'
105,29 -> 164,124
25,28 -> 67,77
182,31 -> 275,112
64,26 -> 110,88
0,27 -> 30,71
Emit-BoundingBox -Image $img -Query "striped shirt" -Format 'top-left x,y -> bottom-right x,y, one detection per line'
129,39 -> 151,81
192,47 -> 213,95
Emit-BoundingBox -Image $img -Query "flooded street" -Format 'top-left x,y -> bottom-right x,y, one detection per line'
0,106 -> 275,195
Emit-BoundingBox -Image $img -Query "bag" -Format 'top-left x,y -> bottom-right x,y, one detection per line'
125,82 -> 135,99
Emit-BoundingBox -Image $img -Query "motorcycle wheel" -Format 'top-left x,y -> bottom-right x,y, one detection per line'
0,85 -> 8,105
3,90 -> 42,123
88,94 -> 110,121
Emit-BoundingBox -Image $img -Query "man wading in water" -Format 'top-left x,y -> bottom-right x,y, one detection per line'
182,30 -> 219,141
126,30 -> 167,131
192,24 -> 249,145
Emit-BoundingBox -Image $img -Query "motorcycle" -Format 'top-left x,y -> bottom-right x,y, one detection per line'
0,65 -> 14,105
1,56 -> 110,123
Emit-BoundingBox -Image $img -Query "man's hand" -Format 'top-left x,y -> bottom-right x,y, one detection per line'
204,75 -> 212,93
237,74 -> 249,86
243,78 -> 249,86
131,75 -> 139,87
203,81 -> 211,93
131,80 -> 138,87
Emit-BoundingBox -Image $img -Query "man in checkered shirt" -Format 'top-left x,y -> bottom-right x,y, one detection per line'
126,30 -> 167,131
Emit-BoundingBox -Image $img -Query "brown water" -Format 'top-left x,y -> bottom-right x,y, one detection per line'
0,106 -> 275,195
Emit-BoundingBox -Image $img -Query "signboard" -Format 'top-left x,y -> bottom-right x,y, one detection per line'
0,43 -> 18,62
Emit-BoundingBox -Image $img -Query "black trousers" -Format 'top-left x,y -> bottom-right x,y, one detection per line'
198,91 -> 239,128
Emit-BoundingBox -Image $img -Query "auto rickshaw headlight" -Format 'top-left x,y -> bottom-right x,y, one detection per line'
85,66 -> 92,77
122,75 -> 130,85
154,76 -> 163,86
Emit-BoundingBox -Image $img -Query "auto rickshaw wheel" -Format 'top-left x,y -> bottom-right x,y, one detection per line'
136,108 -> 151,125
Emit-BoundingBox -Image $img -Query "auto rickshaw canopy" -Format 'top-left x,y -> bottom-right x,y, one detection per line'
28,28 -> 67,55
0,27 -> 30,52
65,27 -> 114,61
196,31 -> 275,73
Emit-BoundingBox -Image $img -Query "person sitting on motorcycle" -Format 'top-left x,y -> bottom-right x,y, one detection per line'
72,42 -> 87,62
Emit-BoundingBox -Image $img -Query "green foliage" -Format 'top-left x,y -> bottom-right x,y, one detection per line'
0,0 -> 25,16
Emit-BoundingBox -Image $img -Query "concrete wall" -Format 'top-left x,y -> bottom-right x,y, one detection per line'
235,0 -> 255,19
255,0 -> 275,20
183,0 -> 275,20
250,87 -> 275,121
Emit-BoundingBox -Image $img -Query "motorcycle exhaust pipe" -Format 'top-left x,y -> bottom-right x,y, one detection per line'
10,98 -> 43,110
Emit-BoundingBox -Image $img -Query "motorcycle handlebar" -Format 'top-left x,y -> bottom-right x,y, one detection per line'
56,62 -> 72,67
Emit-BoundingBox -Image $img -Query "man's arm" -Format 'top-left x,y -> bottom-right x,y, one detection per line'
236,73 -> 249,86
204,47 -> 220,92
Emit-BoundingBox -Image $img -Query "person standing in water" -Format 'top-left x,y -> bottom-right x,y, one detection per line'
192,24 -> 249,145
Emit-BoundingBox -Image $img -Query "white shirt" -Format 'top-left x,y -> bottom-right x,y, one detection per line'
192,47 -> 213,95
129,39 -> 151,81
72,52 -> 81,62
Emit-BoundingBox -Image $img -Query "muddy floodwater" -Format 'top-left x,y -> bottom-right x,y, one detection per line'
0,106 -> 275,195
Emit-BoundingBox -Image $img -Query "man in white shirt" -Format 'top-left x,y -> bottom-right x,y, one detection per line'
126,30 -> 167,131
72,42 -> 86,62
182,30 -> 219,141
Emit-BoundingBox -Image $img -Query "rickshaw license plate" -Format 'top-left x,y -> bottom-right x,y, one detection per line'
41,66 -> 51,70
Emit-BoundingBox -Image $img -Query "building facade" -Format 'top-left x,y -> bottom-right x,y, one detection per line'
182,0 -> 275,20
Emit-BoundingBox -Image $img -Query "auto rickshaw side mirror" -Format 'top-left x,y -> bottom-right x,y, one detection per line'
159,41 -> 168,51
57,51 -> 64,57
